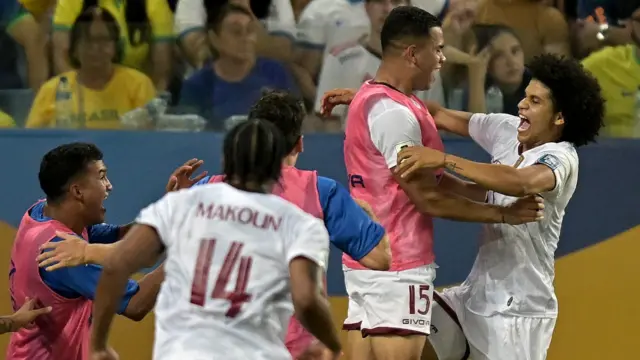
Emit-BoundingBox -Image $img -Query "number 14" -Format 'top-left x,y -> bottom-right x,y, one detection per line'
190,238 -> 253,318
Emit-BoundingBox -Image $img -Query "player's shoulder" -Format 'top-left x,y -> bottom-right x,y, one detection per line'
367,96 -> 415,121
532,141 -> 579,167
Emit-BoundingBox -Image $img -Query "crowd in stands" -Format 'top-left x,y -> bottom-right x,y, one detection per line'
0,0 -> 639,137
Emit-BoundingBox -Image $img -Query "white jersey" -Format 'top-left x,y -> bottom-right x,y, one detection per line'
174,0 -> 296,40
314,42 -> 445,126
296,0 -> 369,52
136,182 -> 330,360
463,113 -> 579,319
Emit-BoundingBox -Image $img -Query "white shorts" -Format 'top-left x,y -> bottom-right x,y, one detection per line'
429,286 -> 557,360
342,264 -> 436,336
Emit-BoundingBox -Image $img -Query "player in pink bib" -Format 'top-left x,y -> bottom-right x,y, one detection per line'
7,143 -> 165,360
326,6 -> 544,360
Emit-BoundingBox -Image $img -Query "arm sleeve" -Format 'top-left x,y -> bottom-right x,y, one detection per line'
174,0 -> 206,37
52,0 -> 80,31
264,0 -> 296,40
40,237 -> 139,314
317,176 -> 384,260
533,150 -> 575,196
468,112 -> 518,155
193,175 -> 211,186
368,102 -> 423,169
148,0 -> 174,42
314,53 -> 345,113
130,73 -> 157,108
296,8 -> 327,49
135,192 -> 181,248
87,223 -> 120,244
284,212 -> 330,269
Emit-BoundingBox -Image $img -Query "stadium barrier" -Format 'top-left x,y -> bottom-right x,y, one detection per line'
0,130 -> 637,359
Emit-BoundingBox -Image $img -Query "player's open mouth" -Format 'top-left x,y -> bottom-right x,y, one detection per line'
518,115 -> 531,132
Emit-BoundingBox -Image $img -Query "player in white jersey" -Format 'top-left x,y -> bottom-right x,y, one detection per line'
393,54 -> 605,360
87,119 -> 342,360
313,0 -> 445,126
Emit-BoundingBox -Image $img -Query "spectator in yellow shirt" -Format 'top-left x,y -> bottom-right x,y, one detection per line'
26,7 -> 156,129
582,5 -> 640,138
0,110 -> 17,127
52,0 -> 173,91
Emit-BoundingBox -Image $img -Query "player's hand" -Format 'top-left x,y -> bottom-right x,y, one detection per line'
165,158 -> 208,192
500,195 -> 545,224
37,232 -> 88,271
396,146 -> 446,178
8,297 -> 52,331
91,347 -> 119,360
320,88 -> 356,117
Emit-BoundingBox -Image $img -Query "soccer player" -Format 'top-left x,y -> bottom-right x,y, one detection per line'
328,6 -> 543,360
7,143 -> 165,360
39,90 -> 391,359
393,54 -> 605,360
314,0 -> 445,126
320,53 -> 605,359
0,298 -> 52,335
86,119 -> 342,360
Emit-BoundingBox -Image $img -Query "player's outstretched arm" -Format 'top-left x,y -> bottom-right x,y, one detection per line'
91,224 -> 166,355
397,146 -> 558,197
0,297 -> 52,334
38,235 -> 117,271
424,100 -> 473,137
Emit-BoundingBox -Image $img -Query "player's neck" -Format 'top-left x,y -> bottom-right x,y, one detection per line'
214,56 -> 255,82
375,63 -> 414,95
76,65 -> 114,90
43,202 -> 88,235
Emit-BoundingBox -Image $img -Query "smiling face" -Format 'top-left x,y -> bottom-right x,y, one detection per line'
409,26 -> 446,91
516,79 -> 564,146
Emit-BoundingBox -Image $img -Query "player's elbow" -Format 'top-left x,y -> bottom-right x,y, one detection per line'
357,237 -> 391,270
415,190 -> 450,217
123,306 -> 150,322
291,288 -> 322,316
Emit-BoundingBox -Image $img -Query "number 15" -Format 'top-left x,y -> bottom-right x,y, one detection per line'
408,285 -> 431,315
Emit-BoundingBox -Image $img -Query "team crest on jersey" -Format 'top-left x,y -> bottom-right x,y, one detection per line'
536,154 -> 560,170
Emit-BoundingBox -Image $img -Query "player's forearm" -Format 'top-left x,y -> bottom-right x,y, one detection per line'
295,294 -> 342,353
84,243 -> 117,266
444,155 -> 532,197
0,316 -> 16,334
124,264 -> 164,321
439,173 -> 487,203
359,234 -> 391,271
90,268 -> 131,351
418,189 -> 504,223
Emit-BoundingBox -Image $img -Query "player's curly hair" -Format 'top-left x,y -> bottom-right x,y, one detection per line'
527,54 -> 605,147
248,90 -> 305,154
39,142 -> 104,203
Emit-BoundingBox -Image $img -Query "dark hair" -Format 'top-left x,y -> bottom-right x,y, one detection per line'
203,0 -> 272,20
527,54 -> 605,147
82,0 -> 149,46
38,142 -> 104,203
248,90 -> 305,154
69,6 -> 123,67
223,119 -> 288,189
206,3 -> 254,32
471,24 -> 520,53
380,6 -> 442,53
